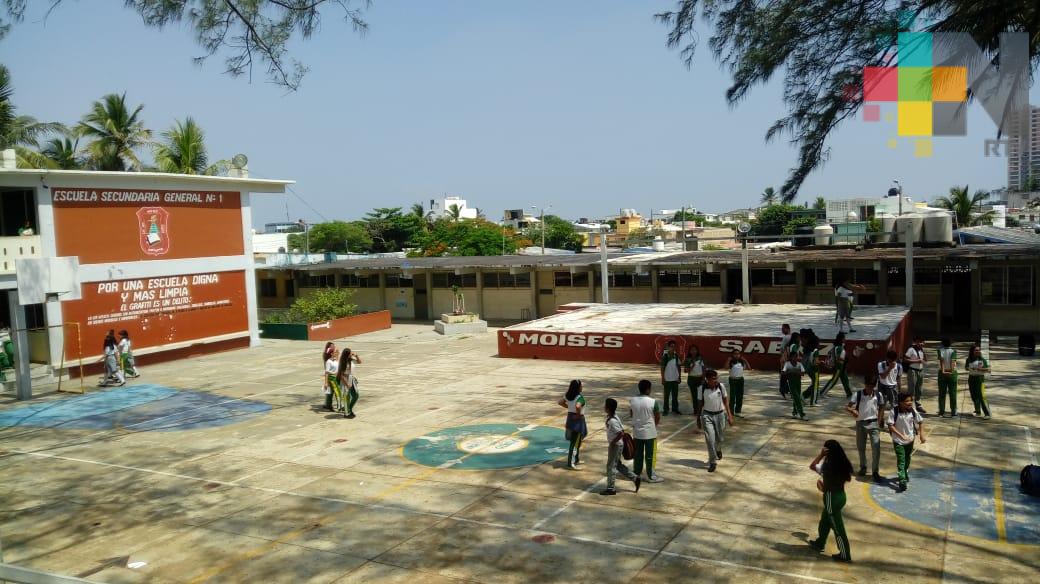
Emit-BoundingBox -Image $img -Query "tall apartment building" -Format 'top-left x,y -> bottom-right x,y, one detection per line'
1007,105 -> 1040,192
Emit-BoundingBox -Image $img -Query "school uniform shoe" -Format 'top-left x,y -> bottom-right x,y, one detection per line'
646,475 -> 664,483
831,554 -> 852,563
565,465 -> 577,471
897,481 -> 908,492
634,476 -> 642,492
716,450 -> 723,460
345,413 -> 356,419
800,415 -> 808,421
857,468 -> 867,477
984,415 -> 992,420
916,403 -> 927,413
322,406 -> 334,412
708,463 -> 717,473
808,539 -> 824,552
599,488 -> 617,496
872,472 -> 883,482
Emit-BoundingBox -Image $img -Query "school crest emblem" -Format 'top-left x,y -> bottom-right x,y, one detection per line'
137,207 -> 171,256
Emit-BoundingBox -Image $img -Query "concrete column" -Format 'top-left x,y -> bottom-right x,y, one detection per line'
475,270 -> 484,318
530,270 -> 539,318
8,291 -> 32,400
587,268 -> 595,302
651,267 -> 660,303
877,262 -> 889,305
795,265 -> 806,304
970,263 -> 981,332
378,272 -> 387,311
239,191 -> 261,347
719,267 -> 729,303
425,271 -> 435,320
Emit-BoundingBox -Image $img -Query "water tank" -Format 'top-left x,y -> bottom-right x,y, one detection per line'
652,236 -> 665,251
813,224 -> 834,245
878,216 -> 897,243
794,225 -> 815,247
923,213 -> 953,243
894,215 -> 924,243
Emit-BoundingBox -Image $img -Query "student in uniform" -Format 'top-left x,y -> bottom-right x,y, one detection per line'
821,332 -> 851,398
336,348 -> 362,419
601,398 -> 641,495
808,439 -> 854,563
660,341 -> 682,415
876,350 -> 903,407
834,279 -> 864,332
323,346 -> 340,411
887,392 -> 926,492
629,379 -> 663,483
937,338 -> 958,417
101,332 -> 125,386
684,345 -> 706,416
965,345 -> 992,419
783,351 -> 807,420
904,336 -> 927,414
558,379 -> 588,469
845,374 -> 885,482
697,369 -> 735,473
117,330 -> 139,378
802,335 -> 821,406
778,324 -> 792,398
727,350 -> 751,417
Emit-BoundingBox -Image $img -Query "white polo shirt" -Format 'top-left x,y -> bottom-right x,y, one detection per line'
630,395 -> 659,440
324,358 -> 338,376
849,389 -> 883,422
699,383 -> 728,413
782,361 -> 805,377
836,286 -> 854,299
877,361 -> 902,386
888,408 -> 923,445
904,346 -> 925,371
729,360 -> 745,379
662,352 -> 681,382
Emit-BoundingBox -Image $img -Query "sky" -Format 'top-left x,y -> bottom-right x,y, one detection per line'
3,1 -> 1037,228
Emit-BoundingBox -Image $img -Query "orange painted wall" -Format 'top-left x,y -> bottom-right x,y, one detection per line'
62,270 -> 249,359
51,188 -> 243,263
306,311 -> 392,341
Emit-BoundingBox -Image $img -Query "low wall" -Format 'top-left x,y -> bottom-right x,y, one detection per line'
304,310 -> 392,342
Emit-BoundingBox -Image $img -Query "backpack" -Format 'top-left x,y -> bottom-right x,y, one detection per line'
854,390 -> 883,416
621,431 -> 635,460
1021,464 -> 1040,497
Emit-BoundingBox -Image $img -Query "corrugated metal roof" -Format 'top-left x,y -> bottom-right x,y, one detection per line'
956,226 -> 1040,245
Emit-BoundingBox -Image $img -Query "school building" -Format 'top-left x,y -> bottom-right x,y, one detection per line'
257,243 -> 1040,337
0,166 -> 290,396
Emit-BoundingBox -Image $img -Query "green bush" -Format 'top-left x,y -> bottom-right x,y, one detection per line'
782,215 -> 818,235
274,288 -> 357,323
867,218 -> 882,233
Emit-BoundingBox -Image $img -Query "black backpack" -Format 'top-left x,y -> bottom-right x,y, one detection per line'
1021,464 -> 1040,497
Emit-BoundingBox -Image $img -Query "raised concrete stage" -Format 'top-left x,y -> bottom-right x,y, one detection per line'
434,312 -> 488,335
498,303 -> 912,375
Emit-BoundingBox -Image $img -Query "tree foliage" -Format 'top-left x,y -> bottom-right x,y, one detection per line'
656,1 -> 1040,198
1,1 -> 371,91
934,185 -> 994,227
412,219 -> 517,257
77,93 -> 152,171
813,196 -> 827,210
289,220 -> 372,253
526,215 -> 584,252
0,64 -> 67,167
364,207 -> 424,253
153,117 -> 227,175
750,204 -> 803,237
279,287 -> 357,323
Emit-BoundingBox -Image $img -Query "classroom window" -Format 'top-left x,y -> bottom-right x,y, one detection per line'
887,267 -> 906,287
853,268 -> 878,285
773,269 -> 796,286
804,268 -> 829,287
356,275 -> 379,288
750,269 -> 772,286
571,272 -> 589,287
341,274 -> 360,287
981,266 -> 1034,305
432,273 -> 478,288
514,272 -> 532,287
259,278 -> 277,297
700,272 -> 721,287
659,270 -> 702,287
304,274 -> 335,288
613,273 -> 634,287
914,266 -> 941,285
386,274 -> 413,288
634,273 -> 652,287
285,280 -> 295,297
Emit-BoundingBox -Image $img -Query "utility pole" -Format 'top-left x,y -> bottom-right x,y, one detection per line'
600,225 -> 610,303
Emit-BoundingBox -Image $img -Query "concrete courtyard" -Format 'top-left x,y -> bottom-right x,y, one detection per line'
1,323 -> 1038,583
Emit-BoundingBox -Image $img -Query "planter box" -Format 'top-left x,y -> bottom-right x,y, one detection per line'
260,311 -> 391,341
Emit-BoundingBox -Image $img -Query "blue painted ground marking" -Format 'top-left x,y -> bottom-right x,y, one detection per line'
0,384 -> 270,431
869,467 -> 1040,544
403,424 -> 567,470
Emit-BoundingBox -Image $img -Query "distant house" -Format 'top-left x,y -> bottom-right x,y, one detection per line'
719,208 -> 757,224
430,196 -> 478,220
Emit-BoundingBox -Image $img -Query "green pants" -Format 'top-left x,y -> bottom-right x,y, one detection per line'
633,438 -> 657,478
893,441 -> 915,484
790,377 -> 805,417
817,491 -> 851,561
938,373 -> 958,415
346,387 -> 358,415
567,433 -> 584,467
968,376 -> 991,417
325,375 -> 340,410
687,376 -> 703,413
822,366 -> 851,397
779,372 -> 790,397
729,377 -> 745,414
907,369 -> 924,403
663,380 -> 680,413
803,368 -> 820,405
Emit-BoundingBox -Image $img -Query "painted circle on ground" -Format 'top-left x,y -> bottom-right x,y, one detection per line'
403,423 -> 566,470
868,467 -> 1040,545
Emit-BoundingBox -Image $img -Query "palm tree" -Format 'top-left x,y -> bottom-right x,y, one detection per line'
0,65 -> 66,167
447,204 -> 462,222
77,93 -> 151,171
813,196 -> 826,210
152,117 -> 226,175
410,203 -> 426,220
935,185 -> 994,228
40,137 -> 83,169
760,187 -> 777,206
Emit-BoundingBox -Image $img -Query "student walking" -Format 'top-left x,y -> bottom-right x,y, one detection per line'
727,351 -> 751,417
601,398 -> 641,495
778,324 -> 792,398
821,333 -> 852,398
629,379 -> 663,483
965,345 -> 992,419
904,337 -> 927,414
323,344 -> 340,411
336,348 -> 362,419
783,351 -> 807,420
117,330 -> 140,378
887,392 -> 926,492
808,440 -> 854,563
697,369 -> 735,473
876,350 -> 903,407
802,335 -> 821,406
101,332 -> 125,386
846,375 -> 885,482
834,279 -> 864,332
558,380 -> 588,469
660,341 -> 682,415
684,345 -> 705,416
937,338 -> 958,417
